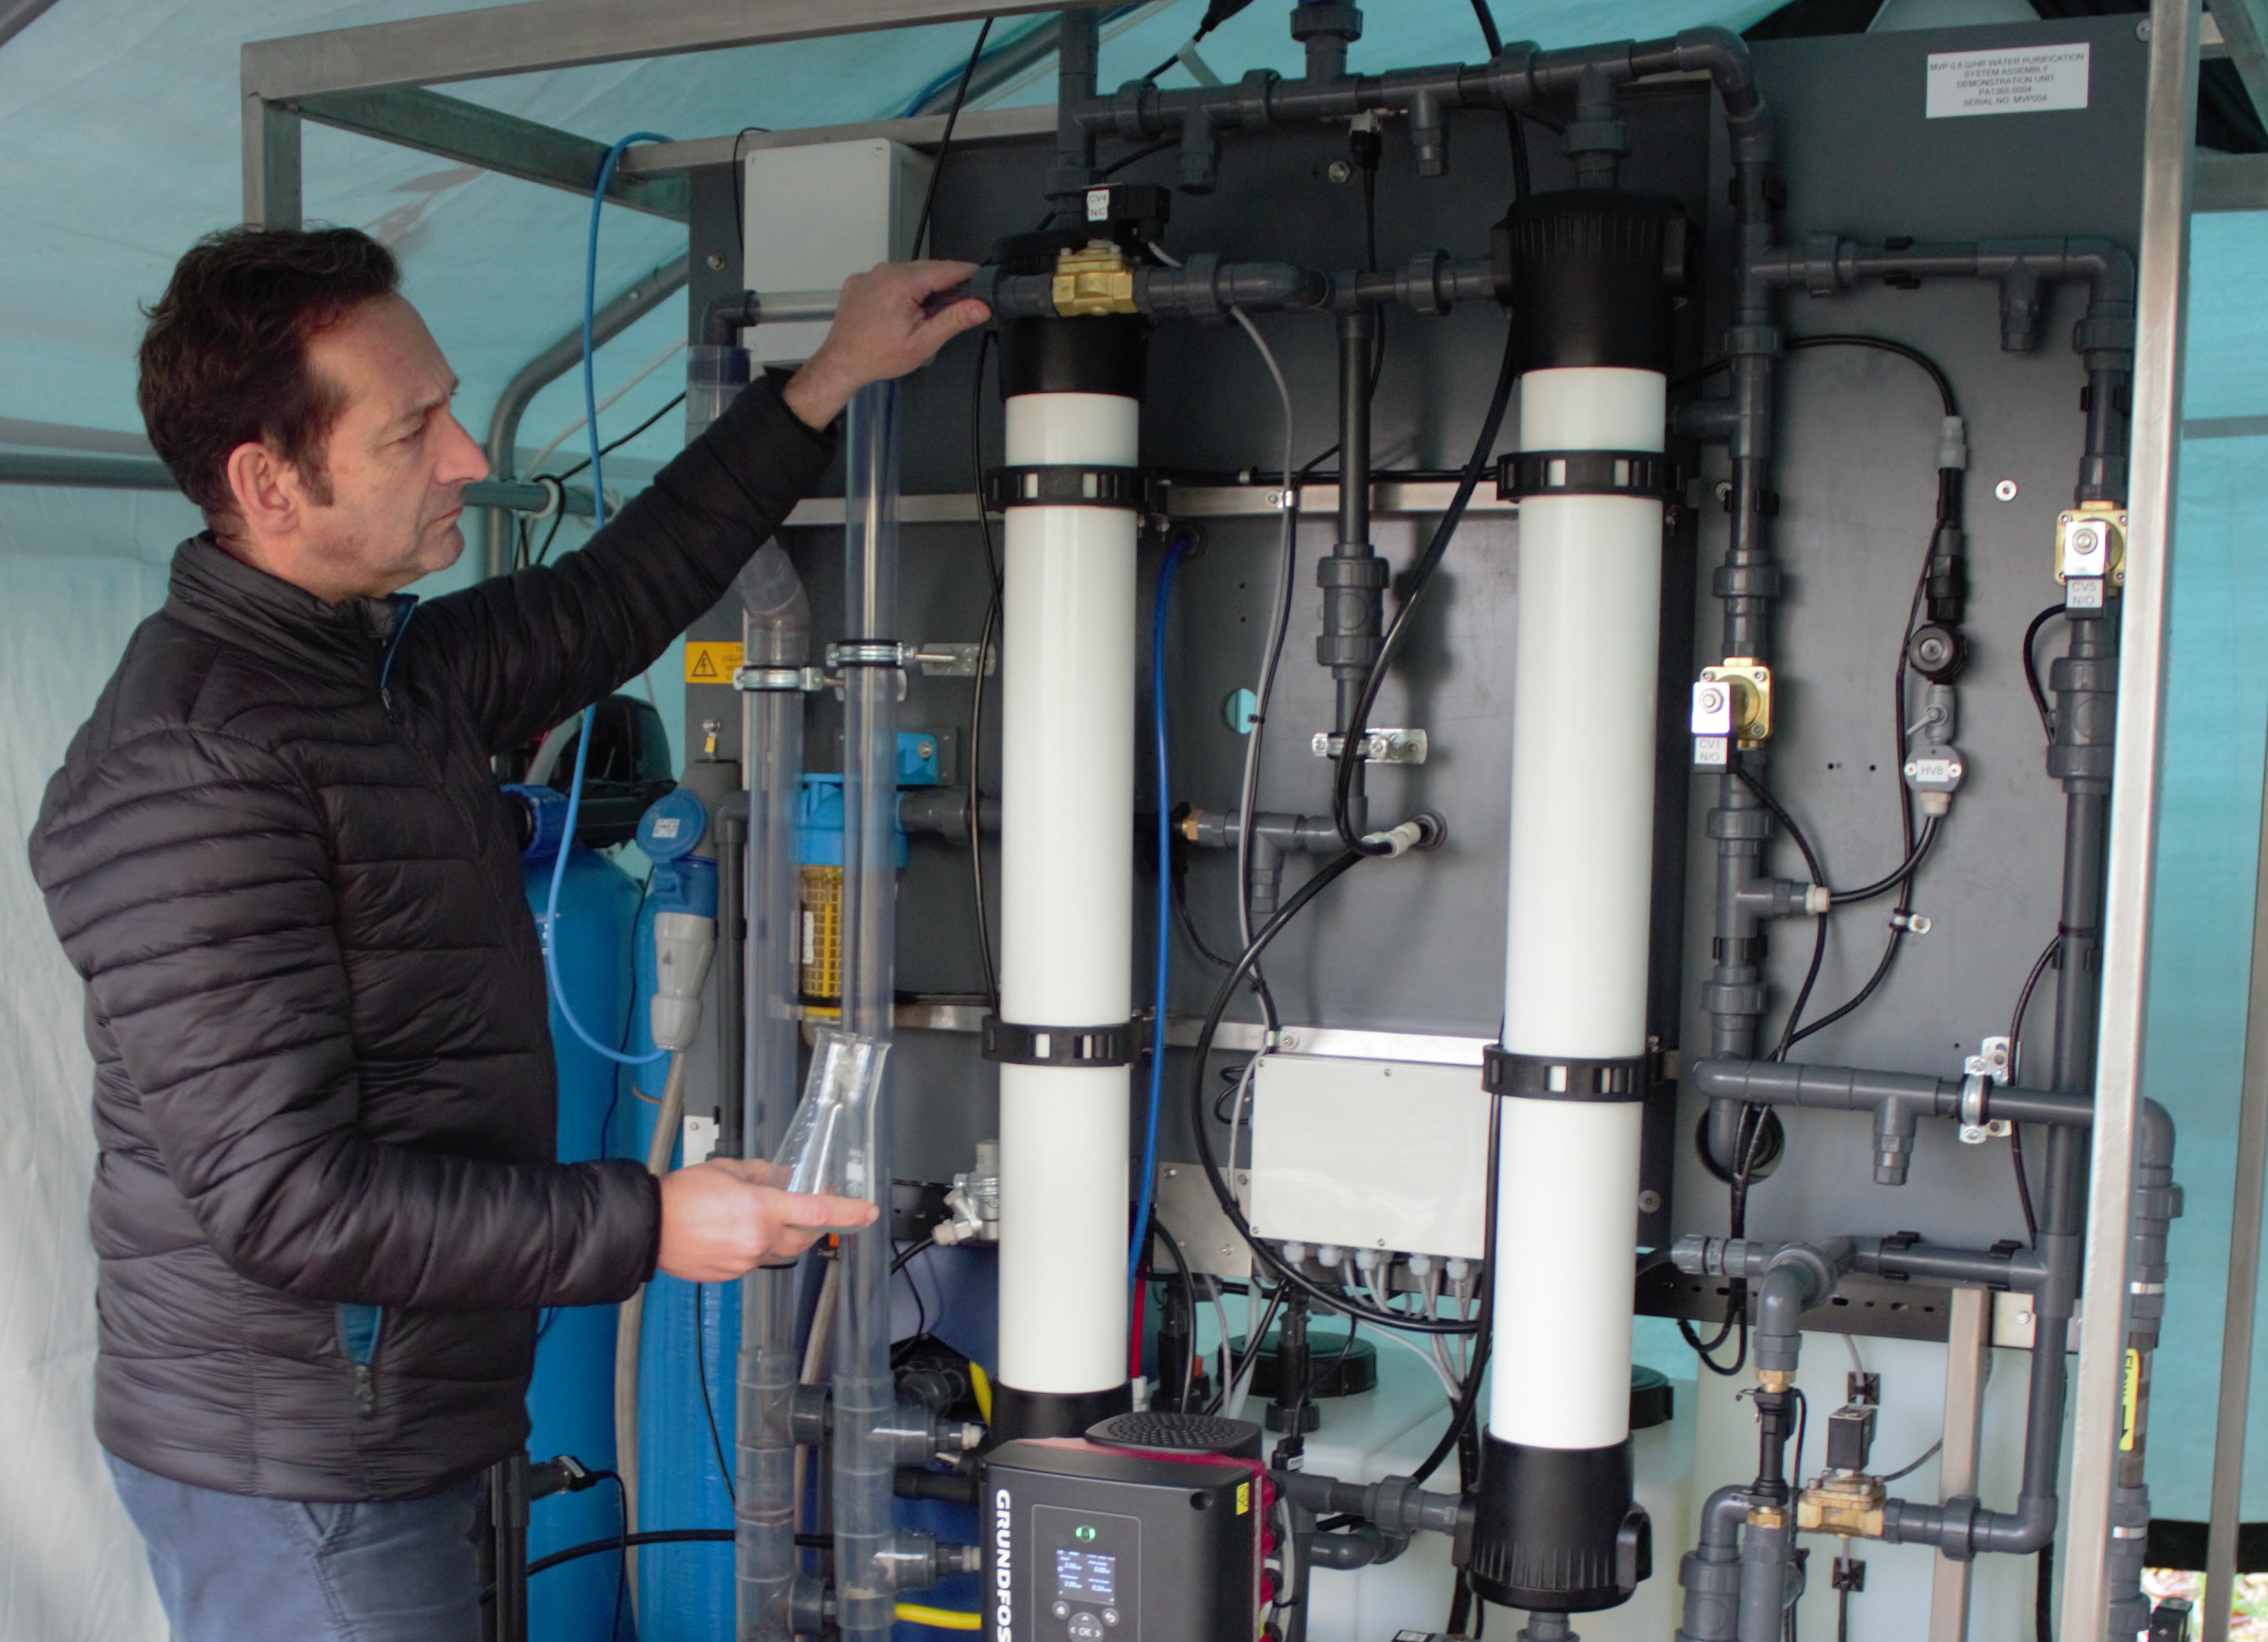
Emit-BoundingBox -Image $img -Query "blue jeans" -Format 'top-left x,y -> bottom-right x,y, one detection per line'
106,1452 -> 484,1642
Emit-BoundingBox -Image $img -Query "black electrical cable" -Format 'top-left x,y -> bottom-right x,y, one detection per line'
1730,765 -> 1828,1062
2023,603 -> 2066,743
534,386 -> 690,566
1331,316 -> 1519,849
1172,839 -> 1238,969
1139,0 -> 1257,85
1825,814 -> 1940,907
1408,1096 -> 1500,1488
549,390 -> 689,487
2036,1541 -> 2055,1642
2006,934 -> 2057,1246
896,1238 -> 932,1338
967,329 -> 1003,1009
891,1234 -> 937,1276
1791,1386 -> 1810,1493
1101,135 -> 1179,178
1466,0 -> 1533,200
522,1527 -> 832,1582
1877,1437 -> 1942,1484
911,18 -> 991,260
1187,852 -> 1481,1336
1785,921 -> 1908,1049
692,1284 -> 737,1505
1150,1214 -> 1202,1410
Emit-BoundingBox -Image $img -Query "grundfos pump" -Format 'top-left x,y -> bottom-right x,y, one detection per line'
983,215 -> 1152,1440
1470,190 -> 1685,1623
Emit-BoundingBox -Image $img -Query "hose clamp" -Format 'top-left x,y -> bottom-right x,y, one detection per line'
1481,1049 -> 1647,1103
1497,449 -> 1676,503
1958,1036 -> 2014,1144
732,665 -> 813,692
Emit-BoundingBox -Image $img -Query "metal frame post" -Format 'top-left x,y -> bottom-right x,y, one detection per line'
2201,711 -> 2268,1640
2059,0 -> 2201,1635
1929,1287 -> 1994,1642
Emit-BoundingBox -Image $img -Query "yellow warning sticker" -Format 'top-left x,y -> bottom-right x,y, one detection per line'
685,640 -> 744,684
1236,1481 -> 1250,1516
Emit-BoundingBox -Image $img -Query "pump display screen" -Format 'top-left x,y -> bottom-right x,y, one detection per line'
1055,1548 -> 1118,1604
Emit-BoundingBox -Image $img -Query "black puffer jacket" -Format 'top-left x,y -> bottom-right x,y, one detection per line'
29,377 -> 832,1501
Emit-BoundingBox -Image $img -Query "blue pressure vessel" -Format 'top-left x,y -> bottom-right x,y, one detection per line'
522,840 -> 642,1642
631,794 -> 738,1641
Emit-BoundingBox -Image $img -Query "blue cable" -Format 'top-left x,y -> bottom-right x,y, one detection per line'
536,131 -> 676,1069
1130,535 -> 1193,1288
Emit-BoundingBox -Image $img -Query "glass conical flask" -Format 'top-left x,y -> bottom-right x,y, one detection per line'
773,1029 -> 889,1207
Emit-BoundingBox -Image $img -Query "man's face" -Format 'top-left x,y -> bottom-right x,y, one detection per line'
290,294 -> 489,597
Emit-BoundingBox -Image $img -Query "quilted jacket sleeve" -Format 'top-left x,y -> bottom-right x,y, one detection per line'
418,373 -> 835,754
31,726 -> 660,1309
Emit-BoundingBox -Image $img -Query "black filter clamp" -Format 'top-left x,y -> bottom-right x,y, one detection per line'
984,464 -> 1155,514
982,1015 -> 1143,1068
1482,1048 -> 1648,1103
1497,449 -> 1676,504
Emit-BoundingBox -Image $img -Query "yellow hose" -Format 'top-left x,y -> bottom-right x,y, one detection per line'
895,1604 -> 982,1632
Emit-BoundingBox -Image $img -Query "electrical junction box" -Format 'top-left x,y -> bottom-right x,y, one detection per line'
740,138 -> 930,367
1246,1052 -> 1491,1261
984,1438 -> 1259,1642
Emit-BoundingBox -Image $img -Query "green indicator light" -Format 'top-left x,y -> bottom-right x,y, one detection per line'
1075,1526 -> 1098,1542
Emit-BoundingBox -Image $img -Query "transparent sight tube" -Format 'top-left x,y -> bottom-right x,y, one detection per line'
831,380 -> 902,1642
737,541 -> 811,1641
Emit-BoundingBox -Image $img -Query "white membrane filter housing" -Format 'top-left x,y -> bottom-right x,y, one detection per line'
1489,365 -> 1667,1448
996,391 -> 1139,1397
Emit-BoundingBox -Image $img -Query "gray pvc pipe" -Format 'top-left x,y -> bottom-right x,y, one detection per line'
480,254 -> 689,579
1675,1487 -> 1750,1642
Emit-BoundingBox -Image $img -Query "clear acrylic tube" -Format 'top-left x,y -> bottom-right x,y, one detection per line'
771,1031 -> 889,1201
832,381 -> 902,1642
737,542 -> 811,1641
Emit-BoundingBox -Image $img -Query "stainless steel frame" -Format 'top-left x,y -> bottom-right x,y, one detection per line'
228,3 -> 2221,1637
2061,1 -> 2201,1635
238,0 -> 1069,225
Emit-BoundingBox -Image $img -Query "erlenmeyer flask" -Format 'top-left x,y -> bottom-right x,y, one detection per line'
773,1029 -> 888,1206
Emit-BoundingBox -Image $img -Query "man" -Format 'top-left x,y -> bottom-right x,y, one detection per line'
26,225 -> 987,1641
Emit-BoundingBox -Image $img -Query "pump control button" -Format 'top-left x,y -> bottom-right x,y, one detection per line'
1053,1602 -> 1070,1620
1069,1614 -> 1105,1641
1103,1609 -> 1120,1627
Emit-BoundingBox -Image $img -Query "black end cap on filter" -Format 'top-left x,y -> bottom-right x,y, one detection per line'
1491,191 -> 1685,376
1467,1433 -> 1649,1613
987,1381 -> 1134,1444
992,229 -> 1148,401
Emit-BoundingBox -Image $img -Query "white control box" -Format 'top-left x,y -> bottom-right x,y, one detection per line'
1246,1053 -> 1492,1260
739,139 -> 932,366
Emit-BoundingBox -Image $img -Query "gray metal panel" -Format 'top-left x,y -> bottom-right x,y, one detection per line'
683,17 -> 2165,1360
240,0 -> 1069,98
1674,17 -> 2152,1260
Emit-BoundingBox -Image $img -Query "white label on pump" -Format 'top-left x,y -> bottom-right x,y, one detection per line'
649,816 -> 682,840
1926,43 -> 2089,119
683,1112 -> 719,1166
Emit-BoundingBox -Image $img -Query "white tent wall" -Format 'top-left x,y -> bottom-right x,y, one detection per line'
3,489 -> 202,1642
6,2 -> 2268,1639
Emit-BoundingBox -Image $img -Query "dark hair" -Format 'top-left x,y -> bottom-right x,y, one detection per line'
138,226 -> 401,527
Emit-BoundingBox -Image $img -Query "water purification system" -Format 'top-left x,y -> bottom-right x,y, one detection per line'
425,6 -> 2204,1639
